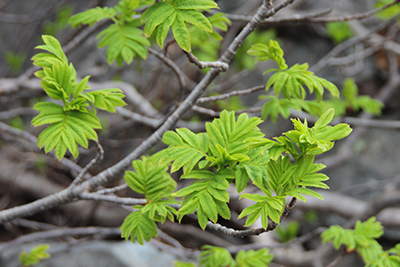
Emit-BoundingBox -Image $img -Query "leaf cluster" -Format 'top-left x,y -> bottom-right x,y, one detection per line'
175,245 -> 274,267
31,35 -> 126,160
19,244 -> 51,267
248,40 -> 340,122
161,110 -> 263,229
69,0 -> 151,66
141,0 -> 219,52
121,155 -> 178,244
322,217 -> 400,266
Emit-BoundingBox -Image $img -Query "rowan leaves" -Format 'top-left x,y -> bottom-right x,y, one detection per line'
69,0 -> 151,66
141,0 -> 218,51
31,35 -> 126,160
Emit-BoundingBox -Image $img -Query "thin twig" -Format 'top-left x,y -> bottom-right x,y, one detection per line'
95,184 -> 128,195
69,141 -> 104,187
185,51 -> 229,71
196,85 -> 265,104
221,8 -> 332,23
148,47 -> 190,91
311,16 -> 399,73
203,197 -> 297,238
78,192 -> 147,206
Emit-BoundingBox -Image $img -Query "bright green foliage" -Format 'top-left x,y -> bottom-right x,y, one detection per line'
248,40 -> 287,70
121,155 -> 178,244
205,111 -> 264,168
190,13 -> 231,61
173,169 -> 233,229
31,35 -> 126,160
321,217 -> 383,250
283,108 -> 353,155
174,261 -> 197,267
124,155 -> 177,200
236,109 -> 351,228
69,0 -> 151,66
265,63 -> 339,101
175,246 -> 274,267
19,244 -> 50,267
120,206 -> 159,245
275,220 -> 300,243
235,248 -> 274,267
141,0 -> 218,52
326,22 -> 354,43
238,193 -> 286,225
235,30 -> 277,70
322,217 -> 400,266
248,40 -> 340,122
198,245 -> 236,267
161,128 -> 209,174
375,0 -> 400,20
162,110 -> 264,229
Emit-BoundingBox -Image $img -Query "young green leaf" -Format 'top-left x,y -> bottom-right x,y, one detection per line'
141,0 -> 218,52
120,209 -> 158,245
68,6 -> 117,27
32,35 -> 127,160
125,156 -> 177,200
235,248 -> 274,267
97,21 -> 150,66
19,244 -> 51,267
161,129 -> 209,174
198,245 -> 236,267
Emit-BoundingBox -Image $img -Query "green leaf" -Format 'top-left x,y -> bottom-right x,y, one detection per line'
235,166 -> 250,193
141,0 -> 218,51
125,156 -> 176,200
69,6 -> 117,27
174,0 -> 218,10
33,35 -> 68,64
314,108 -> 335,129
198,245 -> 235,267
161,129 -> 208,174
35,110 -> 101,160
97,21 -> 150,66
248,40 -> 287,70
172,12 -> 191,52
19,244 -> 51,266
236,248 -> 274,267
81,88 -> 127,113
286,187 -> 324,201
120,210 -> 158,245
